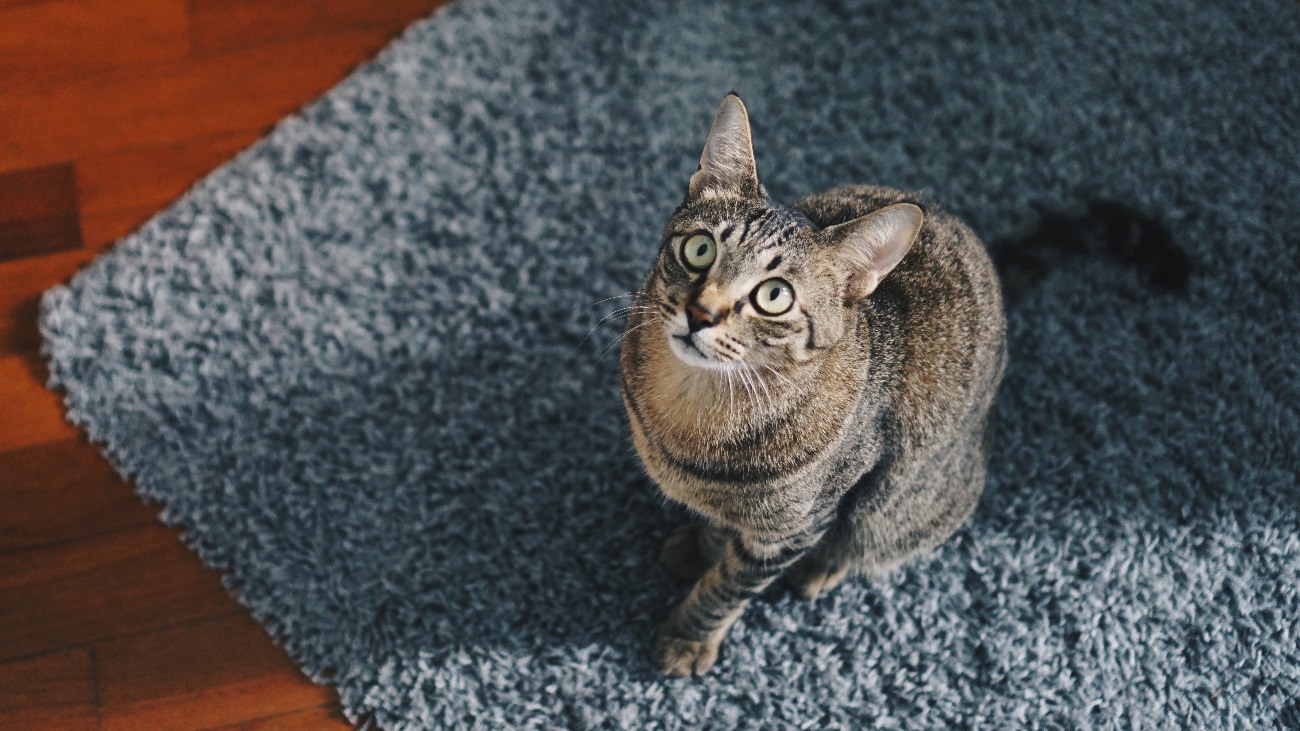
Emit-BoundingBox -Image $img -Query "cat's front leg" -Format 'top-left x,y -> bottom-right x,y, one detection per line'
654,531 -> 820,677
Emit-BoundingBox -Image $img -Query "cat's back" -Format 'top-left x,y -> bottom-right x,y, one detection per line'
795,185 -> 1006,446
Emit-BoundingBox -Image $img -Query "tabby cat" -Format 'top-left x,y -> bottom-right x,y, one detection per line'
619,94 -> 1007,677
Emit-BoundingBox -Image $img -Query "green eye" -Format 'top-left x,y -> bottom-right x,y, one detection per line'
682,234 -> 716,271
752,278 -> 794,315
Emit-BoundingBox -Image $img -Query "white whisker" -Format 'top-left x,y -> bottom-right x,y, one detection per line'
762,364 -> 795,388
744,361 -> 774,413
577,306 -> 659,350
743,366 -> 759,413
737,364 -> 756,411
724,369 -> 735,420
587,292 -> 636,309
597,319 -> 657,360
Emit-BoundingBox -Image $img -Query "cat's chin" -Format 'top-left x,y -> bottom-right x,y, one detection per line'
666,331 -> 739,372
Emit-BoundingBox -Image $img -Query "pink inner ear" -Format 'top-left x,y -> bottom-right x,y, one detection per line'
844,270 -> 878,303
835,203 -> 923,302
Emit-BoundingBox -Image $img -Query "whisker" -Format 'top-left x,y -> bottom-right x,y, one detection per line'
576,306 -> 659,350
750,366 -> 771,413
740,362 -> 764,413
738,366 -> 759,413
603,305 -> 659,319
597,319 -> 657,360
749,362 -> 776,412
718,368 -> 732,420
762,364 -> 795,388
727,369 -> 736,420
587,292 -> 636,309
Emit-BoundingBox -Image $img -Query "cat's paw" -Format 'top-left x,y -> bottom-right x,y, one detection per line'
798,567 -> 850,599
653,622 -> 720,677
786,559 -> 850,600
659,523 -> 709,581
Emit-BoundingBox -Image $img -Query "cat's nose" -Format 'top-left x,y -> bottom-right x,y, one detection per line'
686,300 -> 728,331
686,302 -> 723,332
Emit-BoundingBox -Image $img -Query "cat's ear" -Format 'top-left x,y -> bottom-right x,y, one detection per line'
826,203 -> 924,301
687,94 -> 761,199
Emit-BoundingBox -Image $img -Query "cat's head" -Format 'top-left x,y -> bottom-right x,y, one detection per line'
646,94 -> 923,373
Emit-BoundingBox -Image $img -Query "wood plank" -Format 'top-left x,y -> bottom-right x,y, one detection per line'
0,524 -> 240,661
97,613 -> 333,731
189,0 -> 446,54
0,163 -> 82,262
81,201 -> 170,249
317,0 -> 449,31
187,0 -> 323,54
240,703 -> 353,730
0,352 -> 79,453
0,29 -> 394,173
0,648 -> 99,731
0,437 -> 158,552
77,129 -> 260,221
0,0 -> 189,84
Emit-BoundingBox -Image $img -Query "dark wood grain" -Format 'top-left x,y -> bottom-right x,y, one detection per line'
0,438 -> 159,553
0,163 -> 82,262
0,249 -> 97,355
189,0 -> 445,54
0,649 -> 99,731
0,525 -> 241,662
239,704 -> 355,730
96,614 -> 336,731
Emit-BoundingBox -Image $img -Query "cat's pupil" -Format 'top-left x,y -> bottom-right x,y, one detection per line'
695,243 -> 708,257
768,287 -> 781,301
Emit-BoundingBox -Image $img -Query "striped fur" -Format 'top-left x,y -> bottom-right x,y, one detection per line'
621,96 -> 1006,676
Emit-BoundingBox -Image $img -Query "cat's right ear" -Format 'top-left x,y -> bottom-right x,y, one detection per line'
687,94 -> 761,200
825,203 -> 924,301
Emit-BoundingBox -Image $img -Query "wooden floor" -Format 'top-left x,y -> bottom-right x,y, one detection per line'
0,2 -> 448,728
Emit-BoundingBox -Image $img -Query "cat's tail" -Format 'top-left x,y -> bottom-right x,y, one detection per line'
989,199 -> 1191,308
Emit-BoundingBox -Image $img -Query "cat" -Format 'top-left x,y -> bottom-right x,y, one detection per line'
619,94 -> 1007,677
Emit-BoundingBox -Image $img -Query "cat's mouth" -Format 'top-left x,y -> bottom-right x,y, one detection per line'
673,333 -> 706,357
667,329 -> 736,371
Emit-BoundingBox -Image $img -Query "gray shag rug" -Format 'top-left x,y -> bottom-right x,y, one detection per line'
40,0 -> 1300,727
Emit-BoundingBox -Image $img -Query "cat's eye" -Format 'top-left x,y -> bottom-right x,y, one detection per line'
681,234 -> 716,271
752,278 -> 795,315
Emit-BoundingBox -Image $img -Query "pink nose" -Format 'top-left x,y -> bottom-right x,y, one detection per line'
686,302 -> 722,331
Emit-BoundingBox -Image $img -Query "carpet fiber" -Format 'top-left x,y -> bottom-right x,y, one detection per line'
41,0 -> 1300,727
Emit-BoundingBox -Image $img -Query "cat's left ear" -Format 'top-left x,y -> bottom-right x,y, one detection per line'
687,94 -> 761,199
825,203 -> 924,301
